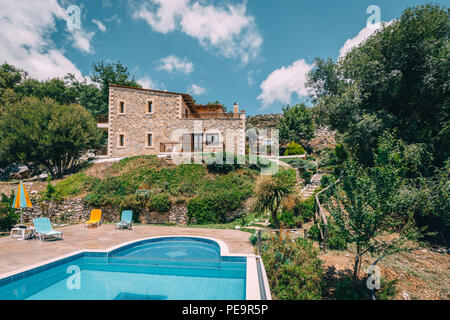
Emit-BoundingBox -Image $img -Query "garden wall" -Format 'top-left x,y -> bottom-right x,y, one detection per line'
22,199 -> 189,225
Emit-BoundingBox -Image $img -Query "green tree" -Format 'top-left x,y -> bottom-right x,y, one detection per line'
250,169 -> 296,228
0,192 -> 19,231
329,133 -> 418,279
307,4 -> 450,169
0,97 -> 102,176
278,104 -> 314,145
410,161 -> 450,246
284,141 -> 306,156
65,74 -> 104,116
90,61 -> 142,115
17,77 -> 78,106
0,63 -> 25,108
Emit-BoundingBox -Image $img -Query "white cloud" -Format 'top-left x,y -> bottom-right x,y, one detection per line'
339,21 -> 393,58
92,19 -> 107,32
131,0 -> 262,64
257,59 -> 313,108
105,14 -> 122,25
188,84 -> 206,95
247,69 -> 260,88
0,0 -> 83,80
71,29 -> 95,53
137,76 -> 157,89
156,55 -> 193,74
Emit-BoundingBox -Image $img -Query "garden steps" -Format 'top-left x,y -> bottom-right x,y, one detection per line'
299,173 -> 323,199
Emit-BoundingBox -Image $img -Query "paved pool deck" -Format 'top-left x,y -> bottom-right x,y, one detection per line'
0,224 -> 254,275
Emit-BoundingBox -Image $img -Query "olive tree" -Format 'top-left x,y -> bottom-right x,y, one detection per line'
329,133 -> 419,279
307,4 -> 450,168
278,104 -> 314,145
0,97 -> 102,176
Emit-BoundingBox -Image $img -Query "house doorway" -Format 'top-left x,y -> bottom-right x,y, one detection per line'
182,133 -> 203,152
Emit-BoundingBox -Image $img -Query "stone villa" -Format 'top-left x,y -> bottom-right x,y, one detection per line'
97,84 -> 246,158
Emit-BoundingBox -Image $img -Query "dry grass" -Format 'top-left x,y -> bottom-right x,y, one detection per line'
319,242 -> 450,300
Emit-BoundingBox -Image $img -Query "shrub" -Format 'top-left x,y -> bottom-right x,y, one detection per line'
320,174 -> 336,188
204,152 -> 242,174
410,164 -> 450,246
246,155 -> 271,170
148,193 -> 171,213
283,158 -> 317,171
261,237 -> 324,300
176,181 -> 197,196
302,171 -> 312,184
293,196 -> 315,222
187,189 -> 244,224
284,141 -> 305,156
277,210 -> 303,228
319,148 -> 338,167
307,220 -> 348,250
308,223 -> 321,241
376,278 -> 398,300
249,233 -> 258,245
41,177 -> 60,201
0,192 -> 19,231
334,144 -> 348,162
327,224 -> 348,250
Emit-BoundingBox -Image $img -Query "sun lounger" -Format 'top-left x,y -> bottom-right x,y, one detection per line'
33,217 -> 63,241
85,209 -> 102,227
116,210 -> 133,230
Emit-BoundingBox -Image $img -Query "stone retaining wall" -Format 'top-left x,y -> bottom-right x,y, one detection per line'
22,199 -> 189,225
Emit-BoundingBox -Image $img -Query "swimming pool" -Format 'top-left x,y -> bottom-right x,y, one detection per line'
0,236 -> 264,300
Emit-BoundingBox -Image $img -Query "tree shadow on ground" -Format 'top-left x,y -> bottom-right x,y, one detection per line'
322,266 -> 371,300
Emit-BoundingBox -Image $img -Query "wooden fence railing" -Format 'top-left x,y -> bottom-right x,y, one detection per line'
314,175 -> 340,252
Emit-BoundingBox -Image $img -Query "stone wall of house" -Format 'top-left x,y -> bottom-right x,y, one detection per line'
21,199 -> 190,225
107,86 -> 246,158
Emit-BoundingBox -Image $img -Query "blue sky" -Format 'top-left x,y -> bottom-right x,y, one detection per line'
1,0 -> 446,115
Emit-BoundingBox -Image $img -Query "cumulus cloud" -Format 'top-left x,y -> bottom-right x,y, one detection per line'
71,29 -> 95,53
131,0 -> 262,64
92,19 -> 107,32
339,21 -> 393,58
188,84 -> 206,95
0,0 -> 83,80
257,59 -> 313,108
156,55 -> 194,74
137,76 -> 157,89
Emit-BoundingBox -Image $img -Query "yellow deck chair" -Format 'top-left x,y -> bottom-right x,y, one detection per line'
85,209 -> 102,227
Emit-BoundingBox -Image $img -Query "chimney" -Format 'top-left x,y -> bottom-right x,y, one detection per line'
233,102 -> 239,114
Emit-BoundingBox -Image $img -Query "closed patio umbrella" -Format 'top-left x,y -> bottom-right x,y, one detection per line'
12,180 -> 32,225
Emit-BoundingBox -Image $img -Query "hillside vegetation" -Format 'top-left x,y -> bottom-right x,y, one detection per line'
45,156 -> 263,224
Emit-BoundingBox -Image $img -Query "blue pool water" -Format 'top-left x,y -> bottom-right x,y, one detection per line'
0,237 -> 247,300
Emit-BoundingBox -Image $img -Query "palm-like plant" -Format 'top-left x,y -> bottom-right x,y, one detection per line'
251,170 -> 296,229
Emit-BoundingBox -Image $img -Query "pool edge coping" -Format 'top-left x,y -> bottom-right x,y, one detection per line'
0,235 -> 271,300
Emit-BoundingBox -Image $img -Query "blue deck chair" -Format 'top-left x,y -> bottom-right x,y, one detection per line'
33,217 -> 63,241
116,210 -> 133,230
